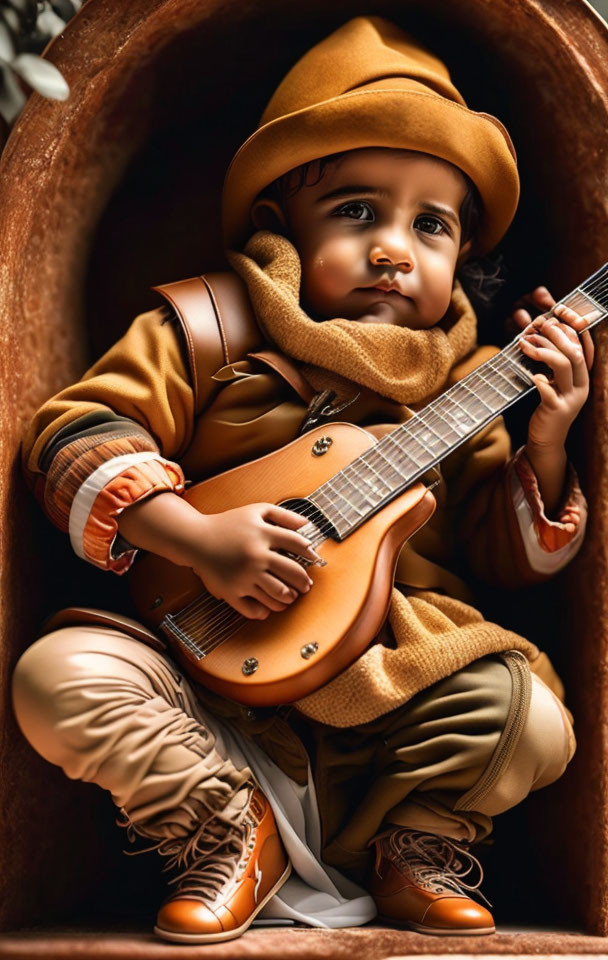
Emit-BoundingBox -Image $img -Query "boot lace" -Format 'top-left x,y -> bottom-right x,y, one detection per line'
389,829 -> 492,908
118,803 -> 258,905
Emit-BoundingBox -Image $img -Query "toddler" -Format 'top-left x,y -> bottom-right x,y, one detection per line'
13,16 -> 591,942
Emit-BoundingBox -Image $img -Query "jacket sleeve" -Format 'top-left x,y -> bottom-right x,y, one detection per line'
442,414 -> 587,589
22,306 -> 197,574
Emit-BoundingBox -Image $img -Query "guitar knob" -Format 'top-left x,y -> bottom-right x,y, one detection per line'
242,657 -> 259,676
312,436 -> 333,456
301,642 -> 319,659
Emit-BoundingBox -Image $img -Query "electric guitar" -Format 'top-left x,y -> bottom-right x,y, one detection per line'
130,264 -> 608,706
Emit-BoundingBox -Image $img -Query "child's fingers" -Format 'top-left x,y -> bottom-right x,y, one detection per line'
580,329 -> 595,370
259,571 -> 300,604
520,335 -> 575,394
525,319 -> 585,369
512,286 -> 556,314
250,576 -> 295,612
512,307 -> 533,331
520,315 -> 590,393
548,304 -> 595,370
535,309 -> 593,379
549,303 -> 597,357
269,526 -> 322,564
262,504 -> 322,562
265,503 -> 310,529
234,596 -> 271,620
531,372 -> 555,403
509,288 -> 556,337
268,552 -> 314,593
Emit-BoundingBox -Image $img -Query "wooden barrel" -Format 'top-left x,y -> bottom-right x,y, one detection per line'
1,0 -> 607,935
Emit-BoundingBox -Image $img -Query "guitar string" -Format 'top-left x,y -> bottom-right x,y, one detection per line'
172,513 -> 327,648
171,318 -> 599,653
188,293 -> 604,618
175,505 -> 327,631
174,519 -> 324,640
336,283 -> 607,518
174,516 -> 328,644
167,272 -> 608,654
172,352 -> 599,654
173,345 -> 524,653
580,267 -> 608,297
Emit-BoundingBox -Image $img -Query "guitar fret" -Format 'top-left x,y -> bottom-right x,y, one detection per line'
319,481 -> 358,526
500,350 -> 535,385
332,472 -> 368,516
566,287 -> 604,317
426,405 -> 463,442
486,358 -> 525,396
343,461 -> 386,505
305,261 -> 607,541
360,453 -> 394,495
459,380 -> 496,414
384,430 -> 432,470
442,391 -> 482,432
411,417 -> 451,454
387,429 -> 435,468
476,369 -> 511,402
369,445 -> 404,486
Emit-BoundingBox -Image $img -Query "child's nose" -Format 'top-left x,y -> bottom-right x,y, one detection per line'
369,229 -> 414,272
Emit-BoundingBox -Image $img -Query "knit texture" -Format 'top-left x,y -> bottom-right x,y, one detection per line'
296,590 -> 538,725
228,231 -> 477,406
228,230 -> 538,726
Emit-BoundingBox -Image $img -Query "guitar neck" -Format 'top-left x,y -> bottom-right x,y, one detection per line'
309,262 -> 608,540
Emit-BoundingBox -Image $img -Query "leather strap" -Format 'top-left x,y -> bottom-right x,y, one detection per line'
248,349 -> 316,403
42,606 -> 167,653
152,272 -> 264,413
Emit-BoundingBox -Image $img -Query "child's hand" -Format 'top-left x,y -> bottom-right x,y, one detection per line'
508,288 -> 595,516
191,503 -> 320,620
509,285 -> 556,336
517,301 -> 594,449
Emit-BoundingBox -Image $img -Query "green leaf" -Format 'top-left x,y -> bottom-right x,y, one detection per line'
10,53 -> 69,99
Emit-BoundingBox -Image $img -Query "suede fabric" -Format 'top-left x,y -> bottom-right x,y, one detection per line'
222,17 -> 520,254
12,627 -> 574,889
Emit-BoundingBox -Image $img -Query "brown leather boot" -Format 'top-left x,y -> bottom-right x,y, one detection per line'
126,787 -> 291,943
370,829 -> 495,936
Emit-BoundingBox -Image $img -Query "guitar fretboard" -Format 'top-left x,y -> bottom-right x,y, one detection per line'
309,263 -> 608,539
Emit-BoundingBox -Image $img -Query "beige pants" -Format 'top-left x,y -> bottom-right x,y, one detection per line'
11,627 -> 575,859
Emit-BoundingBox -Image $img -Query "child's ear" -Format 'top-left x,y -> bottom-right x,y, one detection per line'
456,238 -> 473,267
250,198 -> 288,234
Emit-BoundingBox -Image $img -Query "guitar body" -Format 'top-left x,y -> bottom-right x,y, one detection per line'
129,423 -> 436,706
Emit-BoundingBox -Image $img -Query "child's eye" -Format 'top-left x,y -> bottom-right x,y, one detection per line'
333,201 -> 375,222
415,215 -> 448,236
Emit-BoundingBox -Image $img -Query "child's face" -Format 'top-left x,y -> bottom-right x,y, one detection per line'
281,148 -> 471,328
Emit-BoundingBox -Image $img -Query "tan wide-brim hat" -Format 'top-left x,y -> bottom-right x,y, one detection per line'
222,17 -> 519,255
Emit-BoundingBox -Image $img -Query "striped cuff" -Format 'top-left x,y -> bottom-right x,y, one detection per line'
69,452 -> 185,573
510,447 -> 587,575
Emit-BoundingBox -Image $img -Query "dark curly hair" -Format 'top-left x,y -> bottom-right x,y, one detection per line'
259,151 -> 505,311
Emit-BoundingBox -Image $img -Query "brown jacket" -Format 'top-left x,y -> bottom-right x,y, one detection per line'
22,273 -> 582,774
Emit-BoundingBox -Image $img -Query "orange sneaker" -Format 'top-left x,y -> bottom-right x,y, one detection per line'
370,829 -> 495,936
152,788 -> 291,943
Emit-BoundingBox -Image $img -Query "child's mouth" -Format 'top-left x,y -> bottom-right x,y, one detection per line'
359,287 -> 412,301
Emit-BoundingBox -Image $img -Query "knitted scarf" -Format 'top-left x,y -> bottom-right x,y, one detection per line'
228,231 -> 538,726
227,231 -> 477,407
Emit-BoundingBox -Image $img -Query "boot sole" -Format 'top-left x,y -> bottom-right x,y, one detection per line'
379,915 -> 496,937
153,859 -> 292,943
